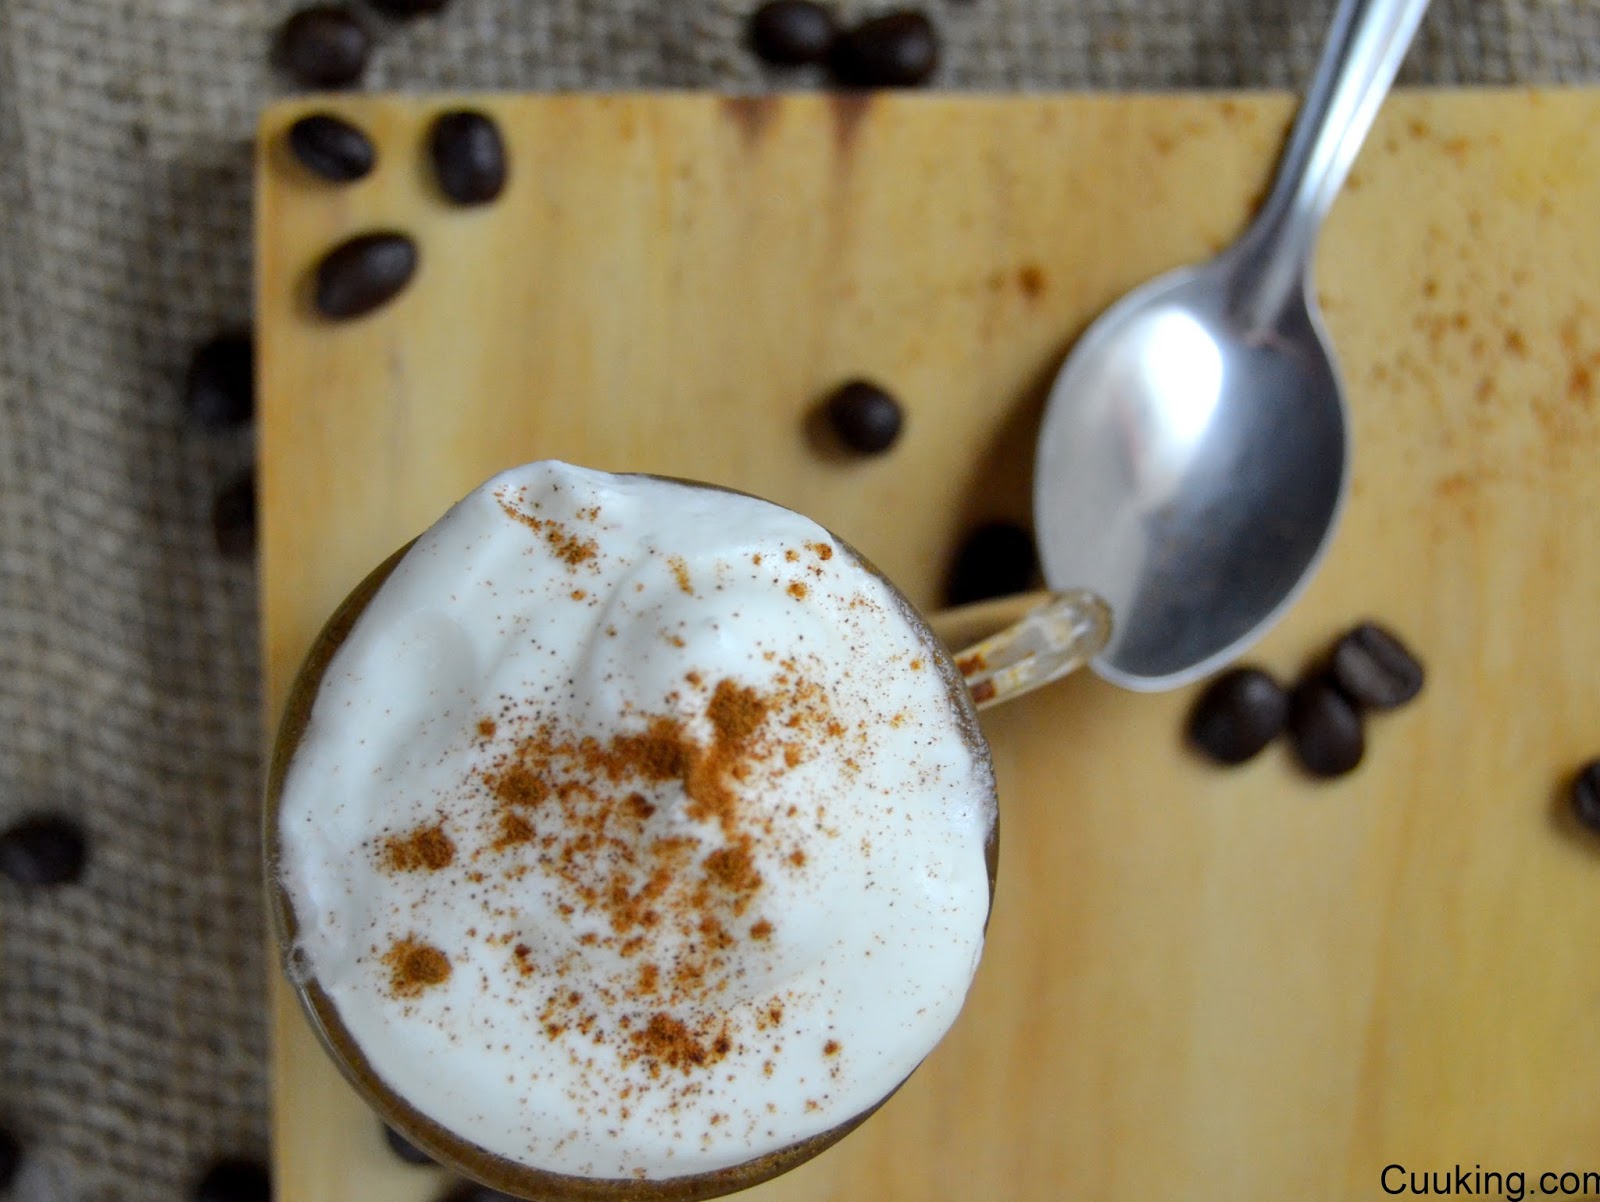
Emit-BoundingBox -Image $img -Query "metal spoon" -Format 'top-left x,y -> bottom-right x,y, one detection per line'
1032,0 -> 1431,692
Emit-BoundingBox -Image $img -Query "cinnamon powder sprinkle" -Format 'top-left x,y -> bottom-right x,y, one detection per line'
380,823 -> 455,872
494,811 -> 536,850
668,556 -> 693,594
703,844 -> 762,901
453,669 -> 840,1076
495,491 -> 599,565
754,1002 -> 785,1033
808,542 -> 834,560
488,763 -> 550,808
625,793 -> 656,820
384,936 -> 451,998
823,1039 -> 841,1056
613,717 -> 694,784
707,679 -> 769,748
787,582 -> 808,599
630,1012 -> 731,1075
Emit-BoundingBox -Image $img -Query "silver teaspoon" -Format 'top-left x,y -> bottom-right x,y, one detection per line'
1032,0 -> 1431,691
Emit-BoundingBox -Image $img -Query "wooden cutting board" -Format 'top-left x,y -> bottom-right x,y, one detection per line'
257,90 -> 1600,1202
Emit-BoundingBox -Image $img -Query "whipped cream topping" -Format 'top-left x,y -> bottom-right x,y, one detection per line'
275,462 -> 996,1181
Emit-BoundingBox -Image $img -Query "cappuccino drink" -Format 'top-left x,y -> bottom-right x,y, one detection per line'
269,461 -> 997,1196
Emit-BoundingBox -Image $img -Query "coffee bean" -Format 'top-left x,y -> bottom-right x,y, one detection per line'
748,0 -> 838,65
0,816 -> 87,888
1329,621 -> 1424,710
1572,760 -> 1600,834
1287,676 -> 1365,778
287,113 -> 376,182
369,0 -> 450,15
383,1123 -> 434,1166
946,521 -> 1037,606
828,11 -> 939,88
195,1158 -> 270,1202
824,379 -> 903,453
1187,667 -> 1288,765
184,333 -> 255,429
213,470 -> 257,560
428,111 -> 508,205
277,6 -> 370,89
314,231 -> 418,319
0,1125 -> 20,1189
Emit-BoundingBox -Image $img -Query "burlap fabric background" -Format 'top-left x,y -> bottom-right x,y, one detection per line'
0,1 -> 1596,1198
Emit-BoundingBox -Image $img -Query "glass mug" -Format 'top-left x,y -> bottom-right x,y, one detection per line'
265,467 -> 1110,1201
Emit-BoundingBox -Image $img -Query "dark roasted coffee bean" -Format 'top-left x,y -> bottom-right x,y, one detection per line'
946,521 -> 1037,606
185,332 -> 255,429
1572,760 -> 1600,834
0,816 -> 87,887
278,6 -> 370,89
1288,676 -> 1365,778
824,379 -> 903,453
287,113 -> 376,182
748,0 -> 838,65
213,470 -> 257,560
1187,667 -> 1287,765
429,111 -> 508,205
383,1124 -> 433,1166
314,232 -> 418,319
829,11 -> 939,88
0,1124 -> 20,1188
1330,621 -> 1424,710
195,1158 -> 270,1202
369,0 -> 450,15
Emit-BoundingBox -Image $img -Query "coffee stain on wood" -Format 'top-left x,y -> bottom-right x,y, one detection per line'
830,93 -> 873,155
721,95 -> 780,147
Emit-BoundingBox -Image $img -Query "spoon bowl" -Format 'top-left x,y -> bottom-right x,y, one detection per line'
1032,0 -> 1430,690
1034,256 -> 1348,691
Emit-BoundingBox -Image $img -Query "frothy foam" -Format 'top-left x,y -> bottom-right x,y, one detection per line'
275,462 -> 996,1180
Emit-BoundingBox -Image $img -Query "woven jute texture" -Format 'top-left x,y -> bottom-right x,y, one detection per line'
1,1 -> 1596,1198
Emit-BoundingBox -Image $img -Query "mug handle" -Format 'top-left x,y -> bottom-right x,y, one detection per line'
927,589 -> 1113,711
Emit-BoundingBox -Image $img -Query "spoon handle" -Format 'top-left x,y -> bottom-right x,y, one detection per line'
1232,0 -> 1432,326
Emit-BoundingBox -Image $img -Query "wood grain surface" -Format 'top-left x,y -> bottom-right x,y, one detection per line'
257,90 -> 1600,1202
